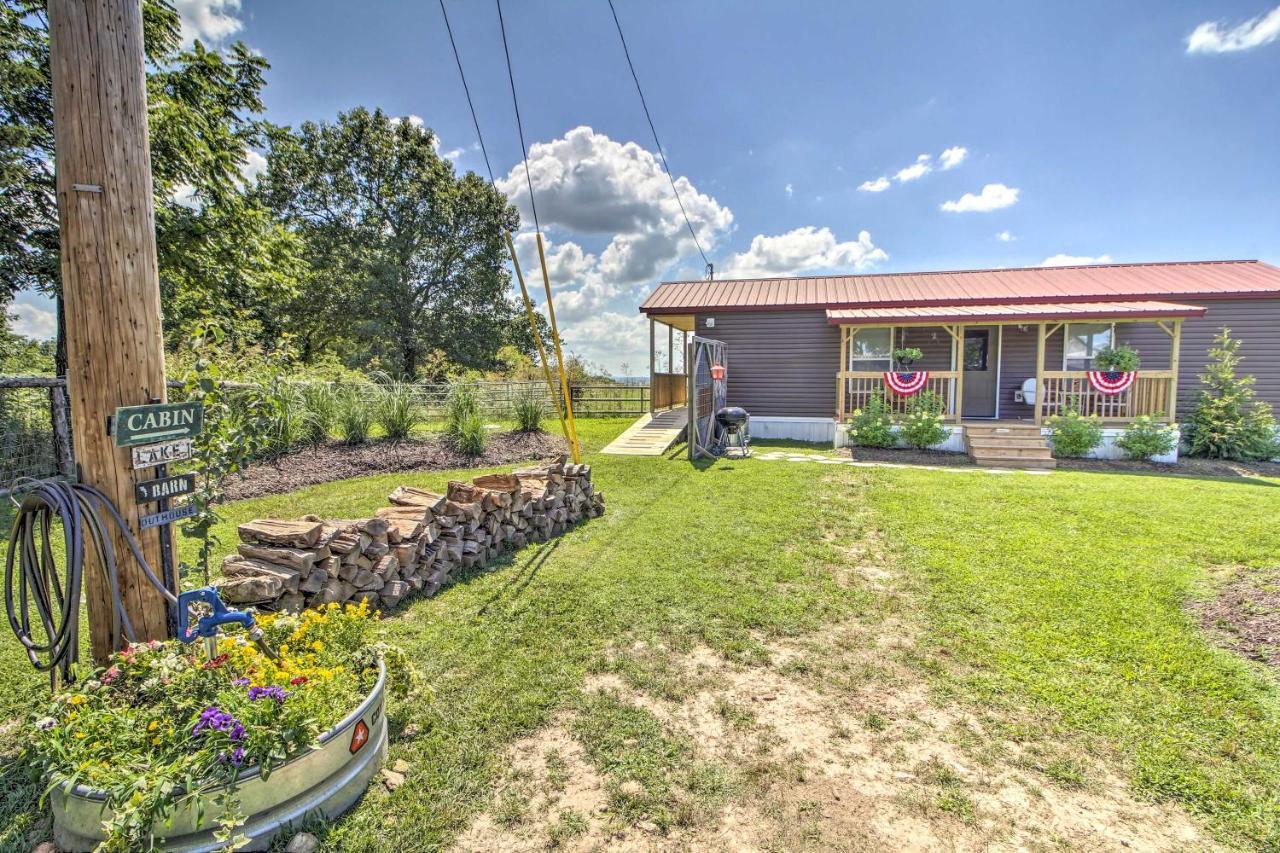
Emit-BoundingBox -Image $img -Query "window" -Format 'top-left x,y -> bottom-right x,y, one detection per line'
964,330 -> 989,371
1064,323 -> 1113,370
849,327 -> 892,371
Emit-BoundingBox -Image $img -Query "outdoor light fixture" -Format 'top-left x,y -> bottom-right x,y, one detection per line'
705,317 -> 716,328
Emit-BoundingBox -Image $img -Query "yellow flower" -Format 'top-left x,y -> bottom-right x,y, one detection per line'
75,731 -> 87,739
311,640 -> 325,653
68,694 -> 87,706
148,720 -> 159,732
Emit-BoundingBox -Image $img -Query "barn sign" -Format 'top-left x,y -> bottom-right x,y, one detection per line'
113,401 -> 204,447
135,472 -> 196,504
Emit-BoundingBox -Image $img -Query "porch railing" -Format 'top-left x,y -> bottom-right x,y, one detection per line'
1037,370 -> 1175,422
651,371 -> 688,411
837,370 -> 961,421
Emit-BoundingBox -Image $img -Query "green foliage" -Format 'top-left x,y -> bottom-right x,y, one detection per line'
176,324 -> 279,584
453,412 -> 487,456
336,386 -> 373,445
299,383 -> 338,445
1092,345 -> 1140,372
262,379 -> 306,457
900,392 -> 949,449
443,383 -> 479,437
1116,416 -> 1178,462
512,385 -> 545,433
1188,328 -> 1279,461
1047,403 -> 1103,458
893,347 -> 924,367
374,375 -> 421,441
846,396 -> 896,448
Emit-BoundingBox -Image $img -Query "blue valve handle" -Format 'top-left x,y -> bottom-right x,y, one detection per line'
176,587 -> 256,643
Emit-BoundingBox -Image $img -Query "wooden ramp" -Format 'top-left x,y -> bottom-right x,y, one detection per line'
600,407 -> 688,456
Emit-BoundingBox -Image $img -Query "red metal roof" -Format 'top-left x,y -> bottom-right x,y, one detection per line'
640,260 -> 1280,314
825,301 -> 1207,325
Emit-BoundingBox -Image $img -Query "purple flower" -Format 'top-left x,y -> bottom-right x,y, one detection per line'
247,685 -> 288,704
218,746 -> 247,767
232,677 -> 249,687
229,722 -> 246,743
193,706 -> 245,739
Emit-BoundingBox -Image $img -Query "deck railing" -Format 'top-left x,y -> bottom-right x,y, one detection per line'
1036,370 -> 1175,422
837,370 -> 961,421
651,371 -> 688,411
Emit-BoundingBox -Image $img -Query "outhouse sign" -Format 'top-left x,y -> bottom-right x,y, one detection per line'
113,401 -> 204,448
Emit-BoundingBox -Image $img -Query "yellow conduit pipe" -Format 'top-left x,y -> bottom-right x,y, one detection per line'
504,231 -> 573,458
534,233 -> 581,463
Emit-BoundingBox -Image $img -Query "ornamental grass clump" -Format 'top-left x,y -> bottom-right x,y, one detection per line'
846,396 -> 896,448
26,600 -> 416,851
900,390 -> 949,450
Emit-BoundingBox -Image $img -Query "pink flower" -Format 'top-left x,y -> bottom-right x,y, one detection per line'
101,665 -> 121,684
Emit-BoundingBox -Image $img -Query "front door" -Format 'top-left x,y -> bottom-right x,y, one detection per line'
962,327 -> 998,418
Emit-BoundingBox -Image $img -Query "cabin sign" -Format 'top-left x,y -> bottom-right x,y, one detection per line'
113,401 -> 204,447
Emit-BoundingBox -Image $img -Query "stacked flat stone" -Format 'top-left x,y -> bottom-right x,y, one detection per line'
215,458 -> 603,613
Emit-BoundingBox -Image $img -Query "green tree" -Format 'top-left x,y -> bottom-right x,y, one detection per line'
1187,328 -> 1279,460
260,107 -> 525,377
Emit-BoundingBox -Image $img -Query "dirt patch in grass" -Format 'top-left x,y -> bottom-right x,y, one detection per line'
458,627 -> 1216,852
1189,567 -> 1280,669
222,431 -> 567,501
844,447 -> 975,467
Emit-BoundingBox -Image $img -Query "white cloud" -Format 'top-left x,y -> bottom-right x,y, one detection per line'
719,226 -> 887,279
239,149 -> 267,184
9,298 -> 56,340
393,115 -> 425,129
497,126 -> 732,286
784,183 -> 794,199
894,154 -> 932,183
1039,253 -> 1114,267
170,183 -> 201,209
858,176 -> 890,193
939,146 -> 968,170
1187,5 -> 1280,53
940,183 -> 1020,213
996,230 -> 1016,242
173,0 -> 243,47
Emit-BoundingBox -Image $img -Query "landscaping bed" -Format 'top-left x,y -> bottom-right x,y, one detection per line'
1188,567 -> 1280,670
845,446 -> 973,467
223,431 -> 568,501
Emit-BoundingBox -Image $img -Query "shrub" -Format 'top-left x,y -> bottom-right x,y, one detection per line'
1047,406 -> 1103,458
846,396 -> 896,448
336,386 -> 373,445
299,383 -> 338,444
1187,328 -> 1279,460
1116,416 -> 1178,461
512,385 -> 545,432
900,392 -> 949,449
444,383 -> 480,438
1093,345 -> 1140,372
374,375 -> 421,441
454,411 -> 488,456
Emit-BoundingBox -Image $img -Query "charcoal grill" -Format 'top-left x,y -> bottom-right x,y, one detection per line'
715,406 -> 751,457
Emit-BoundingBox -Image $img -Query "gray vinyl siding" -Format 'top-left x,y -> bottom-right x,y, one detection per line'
693,310 -> 839,417
686,297 -> 1280,422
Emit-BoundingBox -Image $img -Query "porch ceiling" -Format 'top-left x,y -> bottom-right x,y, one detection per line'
825,300 -> 1206,326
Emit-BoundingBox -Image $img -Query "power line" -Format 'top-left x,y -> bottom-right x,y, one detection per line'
607,0 -> 712,276
495,0 -> 541,234
438,0 -> 496,184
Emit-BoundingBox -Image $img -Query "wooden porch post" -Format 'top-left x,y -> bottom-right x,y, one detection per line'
648,317 -> 655,414
1034,322 -> 1046,425
836,326 -> 847,421
1167,318 -> 1183,424
954,324 -> 966,423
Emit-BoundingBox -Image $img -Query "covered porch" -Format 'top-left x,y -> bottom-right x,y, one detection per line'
647,314 -> 693,414
830,301 -> 1205,425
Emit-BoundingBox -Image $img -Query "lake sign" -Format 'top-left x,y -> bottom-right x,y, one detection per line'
131,438 -> 194,470
135,472 -> 196,504
114,401 -> 203,447
139,502 -> 197,530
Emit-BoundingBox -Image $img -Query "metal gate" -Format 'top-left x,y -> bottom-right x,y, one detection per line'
687,336 -> 727,460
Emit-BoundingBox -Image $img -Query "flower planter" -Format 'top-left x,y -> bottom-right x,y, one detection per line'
51,660 -> 388,852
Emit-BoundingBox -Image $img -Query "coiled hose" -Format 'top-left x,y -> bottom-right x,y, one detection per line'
4,478 -> 178,685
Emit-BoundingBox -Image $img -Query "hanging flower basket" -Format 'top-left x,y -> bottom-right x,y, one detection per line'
1087,370 -> 1137,395
885,370 -> 929,396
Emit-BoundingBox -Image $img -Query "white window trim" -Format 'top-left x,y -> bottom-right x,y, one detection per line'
1062,322 -> 1116,370
849,325 -> 895,370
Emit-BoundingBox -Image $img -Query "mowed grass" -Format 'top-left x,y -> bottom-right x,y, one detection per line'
0,419 -> 1278,849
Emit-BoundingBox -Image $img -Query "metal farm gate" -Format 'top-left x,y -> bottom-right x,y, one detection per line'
687,336 -> 727,460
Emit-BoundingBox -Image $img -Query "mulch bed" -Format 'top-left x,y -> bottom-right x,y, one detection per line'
840,447 -> 1280,479
843,447 -> 974,467
1187,568 -> 1280,670
222,430 -> 568,502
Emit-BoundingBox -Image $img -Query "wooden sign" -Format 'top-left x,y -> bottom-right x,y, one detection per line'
135,472 -> 196,504
139,502 -> 197,530
131,438 -> 193,470
114,401 -> 203,447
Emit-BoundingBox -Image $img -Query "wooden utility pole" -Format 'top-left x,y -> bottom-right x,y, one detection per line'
49,0 -> 172,660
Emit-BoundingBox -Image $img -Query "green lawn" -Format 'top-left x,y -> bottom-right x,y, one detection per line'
1,419 -> 1279,849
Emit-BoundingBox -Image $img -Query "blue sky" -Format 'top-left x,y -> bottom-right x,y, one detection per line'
11,0 -> 1280,373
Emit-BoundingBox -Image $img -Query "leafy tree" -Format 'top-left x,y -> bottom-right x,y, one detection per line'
260,107 -> 524,377
1187,328 -> 1279,460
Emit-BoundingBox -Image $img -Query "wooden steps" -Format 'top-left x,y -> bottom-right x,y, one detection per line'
964,423 -> 1056,469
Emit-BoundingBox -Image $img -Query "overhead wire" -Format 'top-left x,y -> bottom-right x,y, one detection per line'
606,0 -> 712,278
438,0 -> 496,184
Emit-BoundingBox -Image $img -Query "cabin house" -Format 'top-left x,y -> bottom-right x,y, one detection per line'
638,260 -> 1280,465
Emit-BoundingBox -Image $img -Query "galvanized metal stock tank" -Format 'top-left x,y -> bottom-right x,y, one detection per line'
51,660 -> 388,851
